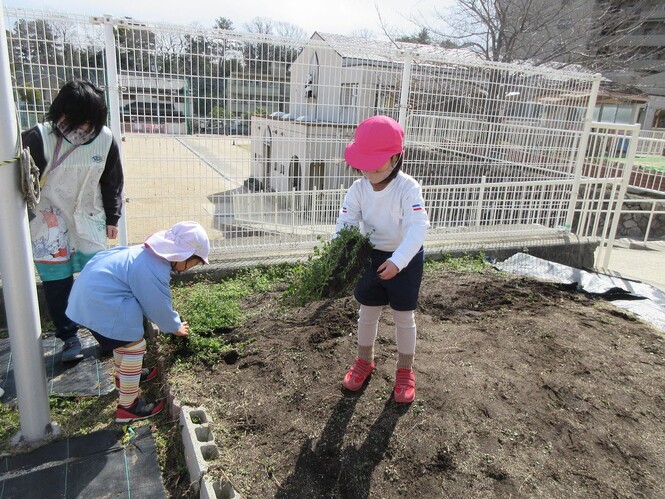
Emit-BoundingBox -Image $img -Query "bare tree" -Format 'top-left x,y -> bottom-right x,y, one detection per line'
274,21 -> 307,39
419,0 -> 653,70
243,17 -> 274,35
350,28 -> 377,40
242,17 -> 306,39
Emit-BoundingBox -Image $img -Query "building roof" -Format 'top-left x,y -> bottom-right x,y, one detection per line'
118,73 -> 188,91
311,32 -> 481,64
599,79 -> 649,102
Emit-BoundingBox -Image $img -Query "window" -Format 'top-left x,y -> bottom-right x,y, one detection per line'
340,83 -> 358,107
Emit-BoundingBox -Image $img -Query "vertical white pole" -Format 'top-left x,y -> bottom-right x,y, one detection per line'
644,201 -> 656,244
102,15 -> 128,245
398,52 -> 412,129
602,124 -> 640,269
0,1 -> 54,442
475,176 -> 486,226
564,75 -> 602,230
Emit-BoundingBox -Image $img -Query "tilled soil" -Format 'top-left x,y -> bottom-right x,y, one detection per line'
166,266 -> 665,498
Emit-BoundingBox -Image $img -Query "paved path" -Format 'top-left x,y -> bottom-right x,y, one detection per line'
597,238 -> 665,292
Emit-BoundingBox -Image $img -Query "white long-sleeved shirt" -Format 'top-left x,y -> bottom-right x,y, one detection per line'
335,171 -> 430,270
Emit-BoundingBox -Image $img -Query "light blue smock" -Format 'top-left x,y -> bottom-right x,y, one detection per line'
66,245 -> 182,342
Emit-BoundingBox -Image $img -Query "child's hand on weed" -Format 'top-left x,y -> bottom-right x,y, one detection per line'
176,321 -> 190,336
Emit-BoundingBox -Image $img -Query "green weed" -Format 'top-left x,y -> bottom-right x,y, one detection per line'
0,404 -> 20,451
425,253 -> 489,273
170,266 -> 288,364
283,226 -> 373,306
49,395 -> 116,435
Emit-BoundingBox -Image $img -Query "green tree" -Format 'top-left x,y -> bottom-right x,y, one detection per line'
214,17 -> 234,30
397,28 -> 433,45
115,19 -> 157,72
17,84 -> 43,107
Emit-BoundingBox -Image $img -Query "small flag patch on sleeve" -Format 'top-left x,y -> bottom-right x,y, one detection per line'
342,206 -> 348,214
412,203 -> 423,211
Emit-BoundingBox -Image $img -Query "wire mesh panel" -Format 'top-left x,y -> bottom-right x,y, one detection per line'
8,6 -> 643,268
5,8 -> 107,130
403,53 -> 596,186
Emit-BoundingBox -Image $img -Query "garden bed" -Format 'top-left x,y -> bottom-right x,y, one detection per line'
163,262 -> 665,497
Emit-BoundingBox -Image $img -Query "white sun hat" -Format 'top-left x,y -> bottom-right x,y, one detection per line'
145,221 -> 210,264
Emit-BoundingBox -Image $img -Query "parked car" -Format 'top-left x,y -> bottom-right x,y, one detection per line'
227,119 -> 249,135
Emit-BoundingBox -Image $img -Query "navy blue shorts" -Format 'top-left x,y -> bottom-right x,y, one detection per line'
354,248 -> 424,311
89,329 -> 135,350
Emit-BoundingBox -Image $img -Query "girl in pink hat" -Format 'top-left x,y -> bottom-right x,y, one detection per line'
337,116 -> 430,403
66,221 -> 210,422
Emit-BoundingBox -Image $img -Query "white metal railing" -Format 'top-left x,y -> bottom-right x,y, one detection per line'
632,135 -> 665,194
639,129 -> 665,141
618,198 -> 665,244
210,175 -> 631,255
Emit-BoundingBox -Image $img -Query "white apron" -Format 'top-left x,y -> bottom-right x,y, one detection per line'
30,123 -> 113,280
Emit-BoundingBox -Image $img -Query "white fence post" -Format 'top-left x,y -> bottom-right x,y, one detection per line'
565,75 -> 602,230
475,176 -> 486,226
398,52 -> 412,129
601,124 -> 641,269
0,0 -> 54,443
101,15 -> 128,246
644,202 -> 657,244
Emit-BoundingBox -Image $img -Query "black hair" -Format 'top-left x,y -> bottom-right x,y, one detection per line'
46,80 -> 108,137
347,152 -> 404,180
384,152 -> 403,183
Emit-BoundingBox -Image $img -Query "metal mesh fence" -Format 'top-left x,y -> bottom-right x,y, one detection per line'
5,6 -> 646,267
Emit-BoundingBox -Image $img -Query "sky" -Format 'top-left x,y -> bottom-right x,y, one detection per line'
6,0 -> 454,39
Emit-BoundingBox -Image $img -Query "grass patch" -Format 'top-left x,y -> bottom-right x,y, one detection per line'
0,404 -> 20,452
425,253 -> 489,273
169,264 -> 291,364
283,226 -> 373,306
635,155 -> 665,171
49,395 -> 117,434
0,395 -> 119,453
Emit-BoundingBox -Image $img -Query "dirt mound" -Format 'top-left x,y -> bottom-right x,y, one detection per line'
171,267 -> 665,498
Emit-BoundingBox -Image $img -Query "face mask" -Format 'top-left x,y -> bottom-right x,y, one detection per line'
362,165 -> 394,184
56,122 -> 96,145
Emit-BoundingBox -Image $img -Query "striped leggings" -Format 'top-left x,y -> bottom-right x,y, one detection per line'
114,338 -> 146,408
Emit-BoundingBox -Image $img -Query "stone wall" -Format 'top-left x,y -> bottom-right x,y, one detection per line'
616,194 -> 665,239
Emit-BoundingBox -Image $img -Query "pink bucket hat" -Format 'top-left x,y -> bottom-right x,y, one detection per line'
344,115 -> 404,171
145,221 -> 210,264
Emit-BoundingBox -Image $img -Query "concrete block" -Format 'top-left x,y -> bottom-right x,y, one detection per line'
200,477 -> 241,499
180,406 -> 219,491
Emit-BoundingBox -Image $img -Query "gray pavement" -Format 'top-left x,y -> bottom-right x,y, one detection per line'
597,238 -> 665,293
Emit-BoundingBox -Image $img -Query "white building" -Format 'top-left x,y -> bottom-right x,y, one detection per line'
249,32 -> 454,193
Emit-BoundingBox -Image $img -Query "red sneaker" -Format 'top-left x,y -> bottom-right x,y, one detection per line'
394,369 -> 416,403
115,398 -> 165,423
342,358 -> 375,391
115,366 -> 158,389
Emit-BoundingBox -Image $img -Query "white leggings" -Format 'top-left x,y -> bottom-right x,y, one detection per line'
357,304 -> 416,354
